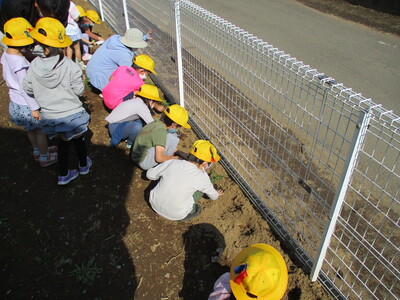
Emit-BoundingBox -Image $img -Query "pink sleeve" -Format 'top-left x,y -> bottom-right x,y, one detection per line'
208,272 -> 232,300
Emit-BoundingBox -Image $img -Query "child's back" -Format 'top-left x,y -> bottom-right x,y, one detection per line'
25,54 -> 84,119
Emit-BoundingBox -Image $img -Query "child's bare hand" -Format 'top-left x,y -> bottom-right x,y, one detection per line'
146,29 -> 153,40
217,189 -> 224,196
31,110 -> 41,120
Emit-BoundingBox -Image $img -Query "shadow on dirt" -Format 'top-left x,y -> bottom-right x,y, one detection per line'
179,223 -> 229,300
0,126 -> 137,299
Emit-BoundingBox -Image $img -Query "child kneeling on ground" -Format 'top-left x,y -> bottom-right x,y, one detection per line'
23,17 -> 91,186
146,140 -> 224,221
131,104 -> 190,170
105,84 -> 165,148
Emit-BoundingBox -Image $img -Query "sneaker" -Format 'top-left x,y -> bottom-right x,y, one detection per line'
57,169 -> 79,185
39,152 -> 58,167
78,157 -> 92,175
82,53 -> 92,61
33,145 -> 58,161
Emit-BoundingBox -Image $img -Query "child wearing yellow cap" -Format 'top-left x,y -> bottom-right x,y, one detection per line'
102,54 -> 158,110
23,17 -> 91,185
105,84 -> 165,148
75,6 -> 104,61
208,244 -> 288,300
146,140 -> 224,221
0,17 -> 58,167
131,104 -> 190,170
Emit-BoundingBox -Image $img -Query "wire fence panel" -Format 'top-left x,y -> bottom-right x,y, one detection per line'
89,0 -> 399,299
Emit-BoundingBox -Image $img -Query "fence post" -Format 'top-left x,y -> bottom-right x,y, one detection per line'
310,109 -> 371,281
98,0 -> 104,21
122,0 -> 130,31
174,0 -> 185,107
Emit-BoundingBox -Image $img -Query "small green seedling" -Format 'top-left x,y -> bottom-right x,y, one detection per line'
69,258 -> 101,285
210,170 -> 225,183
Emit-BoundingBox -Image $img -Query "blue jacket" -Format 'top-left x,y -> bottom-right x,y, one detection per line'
86,35 -> 135,91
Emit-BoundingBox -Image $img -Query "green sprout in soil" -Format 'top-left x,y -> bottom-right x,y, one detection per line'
210,170 -> 225,183
69,258 -> 101,285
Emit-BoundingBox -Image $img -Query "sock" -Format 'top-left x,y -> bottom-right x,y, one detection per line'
73,136 -> 87,167
58,140 -> 71,177
39,153 -> 48,162
33,147 -> 40,156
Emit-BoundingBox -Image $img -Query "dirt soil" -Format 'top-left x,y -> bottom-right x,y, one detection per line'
1,1 -> 397,299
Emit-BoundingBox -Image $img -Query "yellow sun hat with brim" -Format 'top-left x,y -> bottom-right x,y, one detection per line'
164,104 -> 191,129
30,17 -> 72,48
2,17 -> 34,47
86,10 -> 101,24
189,140 -> 221,163
76,5 -> 87,17
133,54 -> 158,75
136,84 -> 163,102
230,244 -> 288,300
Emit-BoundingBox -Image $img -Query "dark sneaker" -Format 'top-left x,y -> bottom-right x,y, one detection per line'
78,157 -> 92,175
57,169 -> 79,186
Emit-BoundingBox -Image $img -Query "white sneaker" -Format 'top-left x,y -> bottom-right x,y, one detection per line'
82,53 -> 92,61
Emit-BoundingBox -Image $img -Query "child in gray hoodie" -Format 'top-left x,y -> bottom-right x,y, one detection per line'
23,17 -> 92,186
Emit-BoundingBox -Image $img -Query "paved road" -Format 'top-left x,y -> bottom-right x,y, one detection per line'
193,0 -> 400,116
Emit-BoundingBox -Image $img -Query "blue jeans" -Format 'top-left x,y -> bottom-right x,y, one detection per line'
109,119 -> 144,147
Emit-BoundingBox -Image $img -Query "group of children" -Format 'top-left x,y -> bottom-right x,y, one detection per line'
1,4 -> 290,299
2,16 -> 90,185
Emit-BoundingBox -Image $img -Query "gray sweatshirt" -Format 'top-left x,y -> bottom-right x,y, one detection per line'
23,55 -> 85,119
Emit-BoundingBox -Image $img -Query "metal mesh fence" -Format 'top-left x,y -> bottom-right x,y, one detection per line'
88,0 -> 400,298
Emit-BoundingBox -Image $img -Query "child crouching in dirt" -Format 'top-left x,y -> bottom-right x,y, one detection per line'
23,17 -> 91,186
146,140 -> 224,221
0,17 -> 57,167
105,84 -> 165,148
131,104 -> 190,170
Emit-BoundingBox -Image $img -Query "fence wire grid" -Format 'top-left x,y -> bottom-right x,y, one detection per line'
88,0 -> 399,299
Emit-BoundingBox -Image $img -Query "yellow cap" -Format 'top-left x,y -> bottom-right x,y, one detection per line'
86,10 -> 101,24
133,54 -> 158,75
189,140 -> 220,163
2,17 -> 34,46
136,84 -> 163,102
76,5 -> 87,17
230,244 -> 288,300
164,104 -> 191,129
30,17 -> 72,48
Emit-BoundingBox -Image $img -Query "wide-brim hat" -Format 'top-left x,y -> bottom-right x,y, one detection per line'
30,17 -> 72,48
120,28 -> 147,48
230,244 -> 288,300
134,54 -> 158,75
136,84 -> 163,102
164,104 -> 191,129
2,17 -> 34,47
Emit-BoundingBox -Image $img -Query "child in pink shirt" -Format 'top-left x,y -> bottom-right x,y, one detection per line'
102,65 -> 144,109
102,54 -> 158,110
